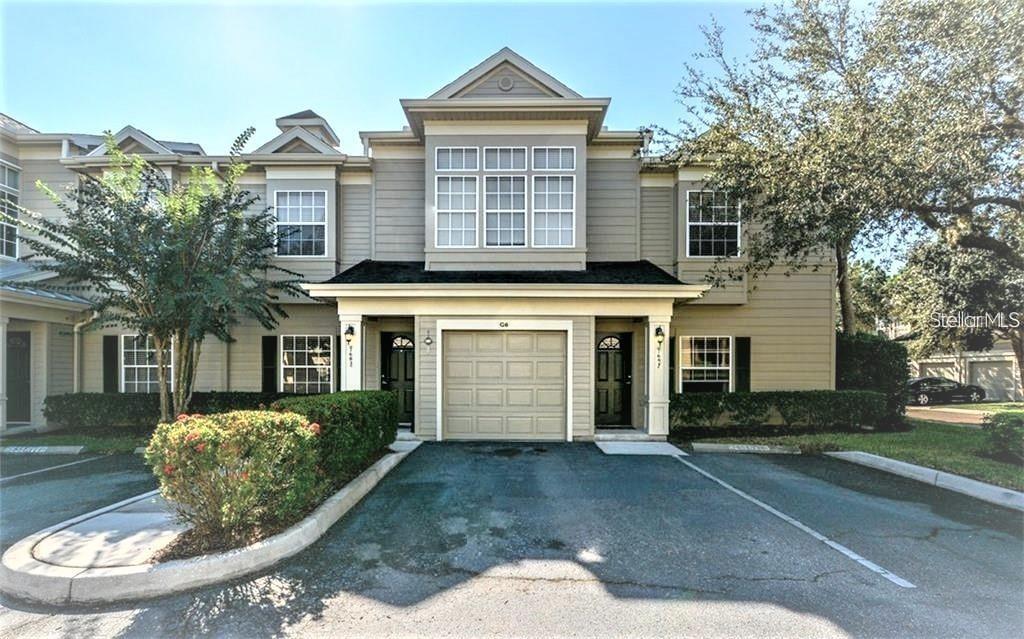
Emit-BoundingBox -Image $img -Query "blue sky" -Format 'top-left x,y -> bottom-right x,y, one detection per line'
1,1 -> 759,154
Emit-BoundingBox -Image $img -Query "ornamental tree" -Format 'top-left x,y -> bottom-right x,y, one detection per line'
662,0 -> 1022,333
2,130 -> 303,422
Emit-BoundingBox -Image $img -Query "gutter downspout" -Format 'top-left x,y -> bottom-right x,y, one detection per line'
72,312 -> 98,392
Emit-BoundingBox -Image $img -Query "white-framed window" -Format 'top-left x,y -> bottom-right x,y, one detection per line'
281,335 -> 333,394
483,147 -> 526,171
679,336 -> 732,393
484,176 -> 526,247
686,191 -> 741,257
275,190 -> 327,256
436,176 -> 478,247
0,162 -> 20,259
121,335 -> 172,394
532,175 -> 574,247
436,147 -> 479,171
532,147 -> 575,171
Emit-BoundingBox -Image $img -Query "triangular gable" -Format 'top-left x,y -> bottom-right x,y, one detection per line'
86,125 -> 173,157
253,126 -> 340,155
430,47 -> 582,99
456,62 -> 558,99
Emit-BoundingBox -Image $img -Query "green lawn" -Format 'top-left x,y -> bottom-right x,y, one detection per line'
677,419 -> 1024,491
948,402 -> 1024,415
0,428 -> 151,454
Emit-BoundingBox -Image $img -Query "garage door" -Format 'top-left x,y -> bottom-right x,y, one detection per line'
969,360 -> 1017,401
920,362 -> 956,381
443,331 -> 567,440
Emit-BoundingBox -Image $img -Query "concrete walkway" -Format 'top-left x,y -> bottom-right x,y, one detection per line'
31,493 -> 185,568
906,406 -> 987,426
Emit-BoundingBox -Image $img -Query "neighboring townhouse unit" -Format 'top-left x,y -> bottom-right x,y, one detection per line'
0,48 -> 837,438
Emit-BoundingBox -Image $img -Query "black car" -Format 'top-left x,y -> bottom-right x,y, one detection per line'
907,377 -> 986,406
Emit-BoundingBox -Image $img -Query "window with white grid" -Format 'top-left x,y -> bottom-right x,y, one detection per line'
483,147 -> 526,171
686,191 -> 740,257
680,336 -> 732,393
436,147 -> 478,171
532,175 -> 574,247
436,176 -> 478,247
281,335 -> 333,394
532,147 -> 575,171
121,335 -> 172,394
275,190 -> 327,256
1,164 -> 19,259
484,176 -> 526,247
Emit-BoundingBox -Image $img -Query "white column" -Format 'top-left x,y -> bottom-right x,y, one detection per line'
645,315 -> 672,437
0,317 -> 7,433
338,314 -> 364,391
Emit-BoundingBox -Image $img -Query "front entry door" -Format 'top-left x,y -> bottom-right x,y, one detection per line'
595,333 -> 631,425
6,331 -> 31,423
382,333 -> 415,425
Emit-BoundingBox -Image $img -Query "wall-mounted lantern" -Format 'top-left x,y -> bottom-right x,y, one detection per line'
344,325 -> 355,344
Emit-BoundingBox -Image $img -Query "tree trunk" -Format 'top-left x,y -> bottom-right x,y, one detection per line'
171,332 -> 202,416
835,242 -> 856,334
153,335 -> 171,423
1010,328 -> 1024,397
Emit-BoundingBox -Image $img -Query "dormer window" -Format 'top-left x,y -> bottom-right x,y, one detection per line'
436,147 -> 478,171
485,176 -> 526,247
483,147 -> 526,171
533,147 -> 575,171
686,191 -> 741,257
275,190 -> 327,256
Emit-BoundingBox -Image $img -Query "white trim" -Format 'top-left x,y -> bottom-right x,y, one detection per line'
482,146 -> 527,172
265,167 -> 336,180
435,175 -> 479,248
434,146 -> 479,172
640,174 -> 675,188
531,174 -> 576,248
339,172 -> 373,185
435,319 -> 574,443
0,158 -> 22,171
273,189 -> 329,257
254,127 -> 341,156
279,334 -> 335,394
531,146 -> 576,171
429,47 -> 583,100
86,126 -> 172,157
678,335 -> 734,393
483,174 -> 527,248
423,121 -> 589,136
119,334 -> 173,394
684,190 -> 742,259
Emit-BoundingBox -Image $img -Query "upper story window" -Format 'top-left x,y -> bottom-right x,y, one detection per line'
1,163 -> 20,259
686,191 -> 740,258
533,147 -> 575,171
275,190 -> 327,257
436,176 -> 478,247
436,147 -> 478,171
121,334 -> 172,393
483,147 -> 526,171
533,175 -> 574,247
680,336 -> 732,393
484,176 -> 526,247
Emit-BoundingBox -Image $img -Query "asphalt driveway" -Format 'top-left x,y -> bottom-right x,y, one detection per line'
1,443 -> 1021,638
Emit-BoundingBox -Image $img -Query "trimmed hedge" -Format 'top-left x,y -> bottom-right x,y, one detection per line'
669,390 -> 889,433
836,332 -> 909,426
982,413 -> 1024,463
44,392 -> 294,429
271,391 -> 398,485
145,411 -> 324,545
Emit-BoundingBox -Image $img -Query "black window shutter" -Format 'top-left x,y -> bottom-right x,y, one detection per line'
102,335 -> 119,393
261,336 -> 278,392
735,337 -> 751,392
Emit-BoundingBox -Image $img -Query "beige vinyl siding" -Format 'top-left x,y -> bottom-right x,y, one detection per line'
639,186 -> 674,272
456,64 -> 555,98
672,268 -> 836,391
587,158 -> 639,261
414,316 -> 592,440
17,158 -> 79,245
374,159 -> 425,260
46,323 -> 74,398
341,183 -> 371,268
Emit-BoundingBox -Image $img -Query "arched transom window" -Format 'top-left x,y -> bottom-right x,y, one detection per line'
392,335 -> 415,350
597,336 -> 621,351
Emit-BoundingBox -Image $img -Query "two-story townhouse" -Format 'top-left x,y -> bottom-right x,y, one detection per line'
0,48 -> 836,438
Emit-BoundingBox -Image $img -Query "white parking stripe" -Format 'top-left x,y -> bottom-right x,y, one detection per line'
0,456 -> 105,484
676,456 -> 917,589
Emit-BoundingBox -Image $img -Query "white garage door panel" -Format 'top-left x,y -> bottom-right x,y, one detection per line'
443,330 -> 567,440
969,361 -> 1016,401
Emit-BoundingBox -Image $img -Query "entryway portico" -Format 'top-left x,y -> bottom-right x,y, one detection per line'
304,260 -> 706,441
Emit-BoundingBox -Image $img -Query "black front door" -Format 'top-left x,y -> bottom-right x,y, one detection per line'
382,333 -> 415,424
6,331 -> 31,423
595,333 -> 631,425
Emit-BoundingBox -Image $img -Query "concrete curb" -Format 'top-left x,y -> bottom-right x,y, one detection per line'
825,451 -> 1024,512
691,442 -> 801,455
0,448 -> 415,605
1,446 -> 86,455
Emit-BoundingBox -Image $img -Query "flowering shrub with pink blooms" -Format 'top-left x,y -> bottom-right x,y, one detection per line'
145,411 -> 324,545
